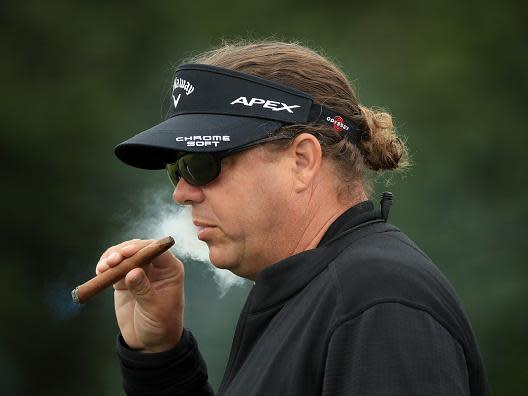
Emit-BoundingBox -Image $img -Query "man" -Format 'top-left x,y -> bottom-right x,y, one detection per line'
96,41 -> 489,395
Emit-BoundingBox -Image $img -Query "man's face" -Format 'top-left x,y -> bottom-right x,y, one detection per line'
172,146 -> 295,279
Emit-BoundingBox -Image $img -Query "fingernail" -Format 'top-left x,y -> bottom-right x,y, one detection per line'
96,258 -> 107,273
108,252 -> 119,261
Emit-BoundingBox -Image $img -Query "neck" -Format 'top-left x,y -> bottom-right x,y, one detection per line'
289,191 -> 367,256
245,185 -> 368,280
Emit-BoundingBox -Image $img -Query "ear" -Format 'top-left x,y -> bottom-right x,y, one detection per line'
288,133 -> 322,193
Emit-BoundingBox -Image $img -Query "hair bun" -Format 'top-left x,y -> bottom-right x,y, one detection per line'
358,105 -> 408,171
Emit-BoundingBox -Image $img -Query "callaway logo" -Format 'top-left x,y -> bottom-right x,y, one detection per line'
231,97 -> 301,113
176,135 -> 230,147
173,78 -> 195,95
172,77 -> 195,109
326,116 -> 350,132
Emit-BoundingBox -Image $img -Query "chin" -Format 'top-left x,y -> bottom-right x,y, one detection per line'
208,248 -> 253,279
208,247 -> 235,270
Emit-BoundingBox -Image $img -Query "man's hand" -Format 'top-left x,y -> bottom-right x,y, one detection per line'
96,239 -> 185,353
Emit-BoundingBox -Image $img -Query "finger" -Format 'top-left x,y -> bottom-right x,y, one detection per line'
106,240 -> 154,268
106,252 -> 123,267
95,239 -> 149,274
96,259 -> 109,275
121,243 -> 143,257
114,249 -> 153,290
113,277 -> 128,290
99,239 -> 143,261
125,268 -> 155,305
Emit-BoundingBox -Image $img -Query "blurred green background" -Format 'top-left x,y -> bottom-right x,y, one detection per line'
2,0 -> 526,395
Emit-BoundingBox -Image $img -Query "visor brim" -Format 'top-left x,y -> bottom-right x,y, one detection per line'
114,114 -> 283,170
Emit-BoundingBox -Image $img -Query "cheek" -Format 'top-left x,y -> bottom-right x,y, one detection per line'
204,155 -> 295,272
203,177 -> 260,238
207,152 -> 292,239
240,172 -> 291,232
221,181 -> 270,233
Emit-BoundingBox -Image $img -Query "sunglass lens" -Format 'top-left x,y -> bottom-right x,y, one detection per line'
167,153 -> 222,187
166,163 -> 181,187
178,153 -> 220,186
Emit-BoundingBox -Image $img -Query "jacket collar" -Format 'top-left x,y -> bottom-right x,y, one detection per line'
249,200 -> 377,313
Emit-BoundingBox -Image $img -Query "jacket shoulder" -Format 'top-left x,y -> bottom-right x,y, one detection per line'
328,227 -> 462,322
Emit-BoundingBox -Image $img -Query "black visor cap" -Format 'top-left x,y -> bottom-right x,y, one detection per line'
114,63 -> 362,170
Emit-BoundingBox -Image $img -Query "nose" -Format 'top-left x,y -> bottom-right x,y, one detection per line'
172,177 -> 205,205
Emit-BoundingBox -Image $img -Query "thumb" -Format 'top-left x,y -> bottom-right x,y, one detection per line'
125,268 -> 154,304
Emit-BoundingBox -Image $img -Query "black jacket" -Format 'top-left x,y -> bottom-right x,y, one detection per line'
117,200 -> 489,395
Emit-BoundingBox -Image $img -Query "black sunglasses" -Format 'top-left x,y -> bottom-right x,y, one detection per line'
166,136 -> 289,187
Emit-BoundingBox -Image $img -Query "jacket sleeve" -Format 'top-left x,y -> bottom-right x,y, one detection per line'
322,302 -> 470,396
117,328 -> 215,396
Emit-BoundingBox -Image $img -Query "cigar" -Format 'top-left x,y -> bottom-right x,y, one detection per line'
71,236 -> 175,304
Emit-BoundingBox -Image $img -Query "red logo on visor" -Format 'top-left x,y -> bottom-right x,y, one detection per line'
333,116 -> 345,131
326,115 -> 350,132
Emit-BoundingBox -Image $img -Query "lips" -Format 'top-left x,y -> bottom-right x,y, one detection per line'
193,219 -> 216,229
193,219 -> 217,240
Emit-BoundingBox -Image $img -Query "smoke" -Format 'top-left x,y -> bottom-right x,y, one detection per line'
47,280 -> 82,320
119,189 -> 247,297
